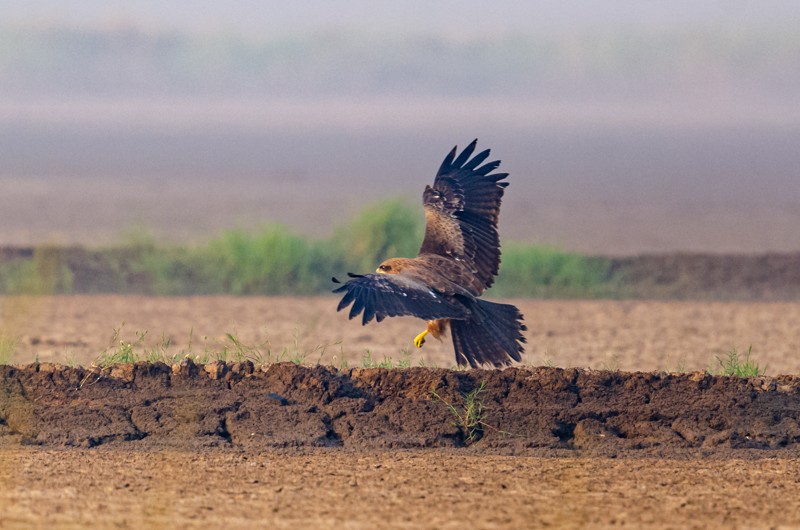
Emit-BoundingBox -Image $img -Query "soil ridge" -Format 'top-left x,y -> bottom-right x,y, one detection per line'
2,362 -> 800,455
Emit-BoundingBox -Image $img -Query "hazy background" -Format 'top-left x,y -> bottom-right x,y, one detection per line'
2,1 -> 800,254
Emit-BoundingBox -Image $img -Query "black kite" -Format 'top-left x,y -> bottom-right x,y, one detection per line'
333,140 -> 526,367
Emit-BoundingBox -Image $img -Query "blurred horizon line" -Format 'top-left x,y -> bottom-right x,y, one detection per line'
3,94 -> 800,132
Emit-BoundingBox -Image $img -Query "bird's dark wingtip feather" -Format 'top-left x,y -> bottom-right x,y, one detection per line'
452,139 -> 478,168
348,297 -> 365,320
336,289 -> 355,311
438,145 -> 458,175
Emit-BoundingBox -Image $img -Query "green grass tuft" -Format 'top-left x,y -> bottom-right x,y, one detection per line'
90,324 -> 349,368
431,381 -> 487,443
360,350 -> 412,369
712,346 -> 766,377
94,326 -> 146,366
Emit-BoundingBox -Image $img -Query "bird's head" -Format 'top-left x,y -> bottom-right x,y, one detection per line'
376,258 -> 410,274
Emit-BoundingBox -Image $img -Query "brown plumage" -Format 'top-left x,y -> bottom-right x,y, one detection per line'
333,140 -> 526,368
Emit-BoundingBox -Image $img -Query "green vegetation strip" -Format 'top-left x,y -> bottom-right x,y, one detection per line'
0,199 -> 614,298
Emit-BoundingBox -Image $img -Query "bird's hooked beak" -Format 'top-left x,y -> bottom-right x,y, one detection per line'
375,267 -> 386,274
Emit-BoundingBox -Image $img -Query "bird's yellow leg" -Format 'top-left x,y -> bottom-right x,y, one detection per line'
413,329 -> 428,348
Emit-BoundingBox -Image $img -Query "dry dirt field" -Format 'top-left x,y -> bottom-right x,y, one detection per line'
2,295 -> 800,529
2,295 -> 800,373
3,449 -> 800,529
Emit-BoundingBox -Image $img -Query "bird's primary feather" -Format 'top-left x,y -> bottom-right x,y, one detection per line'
418,138 -> 508,294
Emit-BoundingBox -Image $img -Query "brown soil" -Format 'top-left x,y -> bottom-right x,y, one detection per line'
3,296 -> 800,528
4,363 -> 800,453
3,449 -> 800,529
4,295 -> 800,373
2,363 -> 800,528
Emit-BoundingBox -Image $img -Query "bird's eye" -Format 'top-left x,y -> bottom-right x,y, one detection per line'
380,265 -> 391,271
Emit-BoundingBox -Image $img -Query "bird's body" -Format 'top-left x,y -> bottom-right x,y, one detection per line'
333,140 -> 526,368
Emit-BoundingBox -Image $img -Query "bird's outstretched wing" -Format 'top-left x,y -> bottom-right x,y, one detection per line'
418,139 -> 508,293
332,273 -> 468,325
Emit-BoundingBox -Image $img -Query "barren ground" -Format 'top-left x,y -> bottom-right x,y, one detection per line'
3,449 -> 800,529
2,295 -> 800,373
2,296 -> 800,528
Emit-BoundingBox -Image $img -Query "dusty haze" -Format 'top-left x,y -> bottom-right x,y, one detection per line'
2,1 -> 799,254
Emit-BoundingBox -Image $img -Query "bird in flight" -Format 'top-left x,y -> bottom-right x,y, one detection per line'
333,139 -> 526,367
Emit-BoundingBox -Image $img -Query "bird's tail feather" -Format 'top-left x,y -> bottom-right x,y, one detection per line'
450,299 -> 526,368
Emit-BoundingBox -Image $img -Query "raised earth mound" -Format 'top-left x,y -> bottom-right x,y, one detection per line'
2,362 -> 800,455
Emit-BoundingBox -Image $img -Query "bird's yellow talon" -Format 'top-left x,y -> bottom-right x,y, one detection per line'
414,330 -> 428,348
